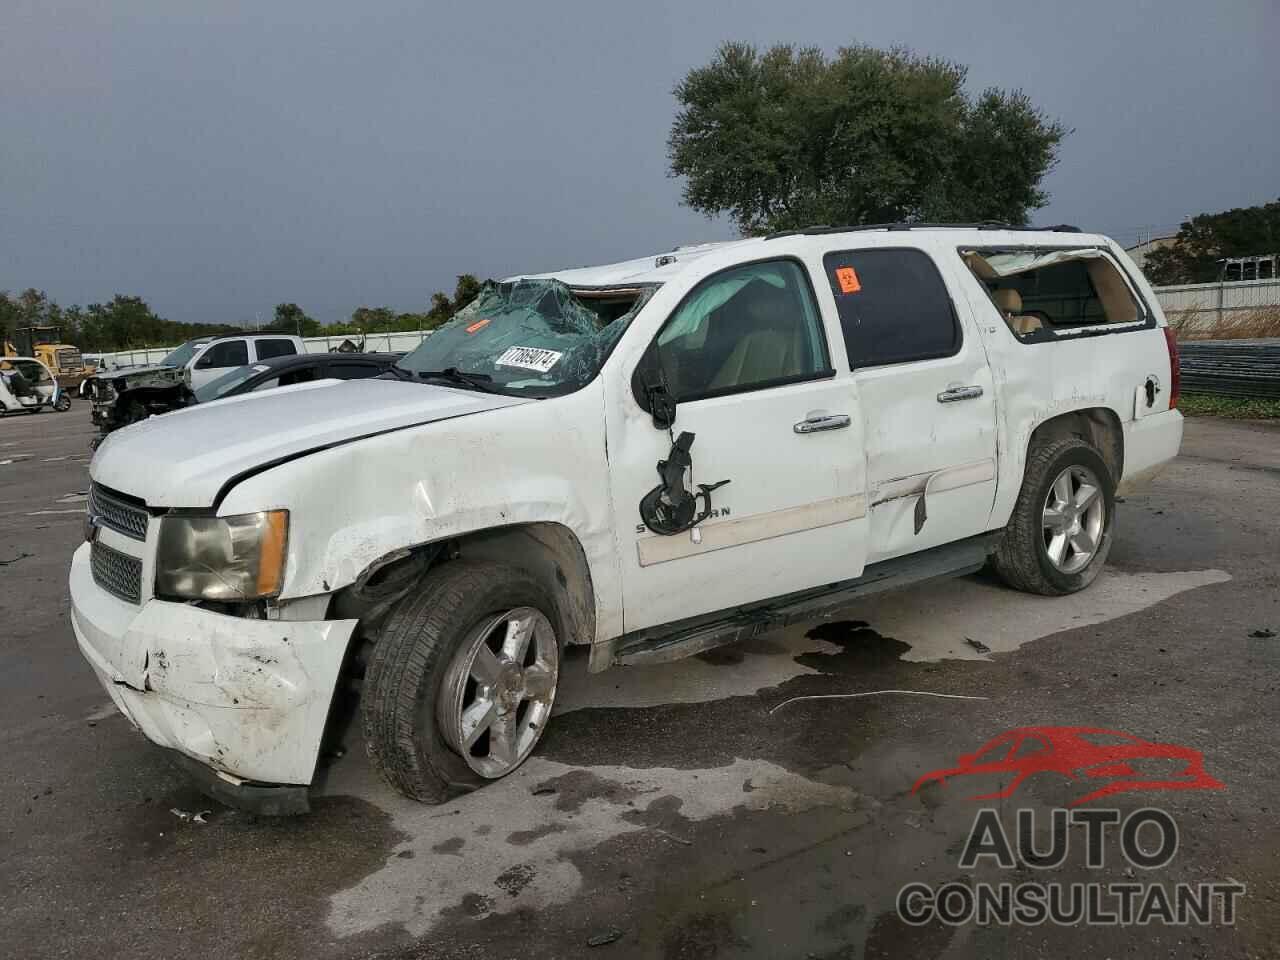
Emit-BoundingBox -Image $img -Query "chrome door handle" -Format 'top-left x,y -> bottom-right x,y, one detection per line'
937,385 -> 984,403
794,414 -> 851,434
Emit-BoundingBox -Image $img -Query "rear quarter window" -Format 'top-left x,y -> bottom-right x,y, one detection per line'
961,247 -> 1152,341
822,249 -> 960,369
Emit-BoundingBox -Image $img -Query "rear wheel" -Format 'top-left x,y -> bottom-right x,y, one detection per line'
54,393 -> 71,412
361,561 -> 561,802
992,438 -> 1115,596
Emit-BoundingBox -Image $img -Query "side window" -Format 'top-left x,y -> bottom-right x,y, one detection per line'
200,340 -> 248,368
961,248 -> 1145,339
652,259 -> 830,401
330,362 -> 379,380
277,366 -> 318,387
255,338 -> 298,360
823,249 -> 960,369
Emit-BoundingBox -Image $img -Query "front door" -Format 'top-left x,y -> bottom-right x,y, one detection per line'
189,339 -> 249,390
605,256 -> 868,634
816,240 -> 998,563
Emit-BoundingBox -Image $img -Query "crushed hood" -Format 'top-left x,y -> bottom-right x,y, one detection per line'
90,377 -> 530,507
94,364 -> 181,382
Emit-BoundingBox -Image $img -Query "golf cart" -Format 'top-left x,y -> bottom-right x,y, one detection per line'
0,356 -> 71,415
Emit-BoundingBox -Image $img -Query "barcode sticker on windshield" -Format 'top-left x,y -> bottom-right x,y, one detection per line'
495,346 -> 563,373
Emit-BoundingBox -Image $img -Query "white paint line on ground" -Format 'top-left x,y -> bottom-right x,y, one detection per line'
55,492 -> 88,503
25,509 -> 86,516
41,456 -> 70,462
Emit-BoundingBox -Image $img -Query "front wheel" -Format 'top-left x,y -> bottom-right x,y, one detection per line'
992,437 -> 1115,596
54,393 -> 71,412
362,561 -> 561,802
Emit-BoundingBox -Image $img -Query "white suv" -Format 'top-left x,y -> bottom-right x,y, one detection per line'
71,225 -> 1183,813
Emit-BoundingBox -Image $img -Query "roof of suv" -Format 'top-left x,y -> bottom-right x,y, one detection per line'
522,223 -> 1106,290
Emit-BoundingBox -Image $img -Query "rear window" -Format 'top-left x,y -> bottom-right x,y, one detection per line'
256,338 -> 298,360
962,248 -> 1148,339
822,249 -> 960,369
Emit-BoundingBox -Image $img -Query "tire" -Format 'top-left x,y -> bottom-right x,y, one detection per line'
361,560 -> 562,802
55,394 -> 71,412
991,437 -> 1115,596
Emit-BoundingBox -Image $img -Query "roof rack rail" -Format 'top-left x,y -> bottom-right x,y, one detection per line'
765,222 -> 1083,240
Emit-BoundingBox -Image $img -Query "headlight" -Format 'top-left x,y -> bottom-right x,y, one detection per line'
155,510 -> 289,601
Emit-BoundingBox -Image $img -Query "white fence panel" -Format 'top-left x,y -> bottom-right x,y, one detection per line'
1153,278 -> 1280,330
92,330 -> 435,370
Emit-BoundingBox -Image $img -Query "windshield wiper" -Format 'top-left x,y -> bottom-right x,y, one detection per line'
414,367 -> 502,394
384,365 -> 415,381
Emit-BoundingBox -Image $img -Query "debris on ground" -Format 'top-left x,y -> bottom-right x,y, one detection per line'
169,808 -> 212,823
531,781 -> 558,796
964,637 -> 991,654
1249,628 -> 1276,639
0,552 -> 32,566
587,928 -> 624,947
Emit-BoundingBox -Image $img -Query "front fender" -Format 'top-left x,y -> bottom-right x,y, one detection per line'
218,384 -> 624,641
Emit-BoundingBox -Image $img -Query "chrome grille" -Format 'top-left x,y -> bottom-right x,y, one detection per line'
89,483 -> 148,541
90,540 -> 143,604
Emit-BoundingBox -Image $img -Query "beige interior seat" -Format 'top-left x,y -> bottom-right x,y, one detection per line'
708,290 -> 803,390
992,288 -> 1043,336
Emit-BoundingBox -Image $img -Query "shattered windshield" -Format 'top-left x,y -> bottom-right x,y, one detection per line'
161,339 -> 209,368
395,279 -> 652,397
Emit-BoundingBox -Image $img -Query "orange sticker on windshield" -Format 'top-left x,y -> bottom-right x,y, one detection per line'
465,318 -> 491,335
835,266 -> 861,294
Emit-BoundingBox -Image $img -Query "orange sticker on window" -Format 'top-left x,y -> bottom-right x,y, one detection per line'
835,266 -> 861,294
465,318 -> 491,334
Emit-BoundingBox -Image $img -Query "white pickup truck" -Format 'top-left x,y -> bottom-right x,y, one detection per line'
71,224 -> 1183,813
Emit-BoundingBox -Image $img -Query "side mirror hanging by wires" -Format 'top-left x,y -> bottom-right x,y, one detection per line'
639,431 -> 731,536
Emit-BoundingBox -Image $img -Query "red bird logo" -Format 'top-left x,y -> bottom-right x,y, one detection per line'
912,726 -> 1224,807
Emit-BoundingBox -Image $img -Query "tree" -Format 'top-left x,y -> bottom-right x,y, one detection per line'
1143,200 -> 1280,285
350,306 -> 397,333
668,42 -> 1068,236
271,302 -> 321,337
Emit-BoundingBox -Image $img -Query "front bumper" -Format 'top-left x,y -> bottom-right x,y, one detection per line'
70,543 -> 357,796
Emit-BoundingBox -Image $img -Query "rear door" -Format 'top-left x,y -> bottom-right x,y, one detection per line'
817,240 -> 998,563
605,256 -> 868,632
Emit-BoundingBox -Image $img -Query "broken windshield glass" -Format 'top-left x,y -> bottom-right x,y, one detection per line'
395,279 -> 653,397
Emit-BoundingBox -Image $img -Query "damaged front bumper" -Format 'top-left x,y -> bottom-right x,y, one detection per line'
70,543 -> 356,812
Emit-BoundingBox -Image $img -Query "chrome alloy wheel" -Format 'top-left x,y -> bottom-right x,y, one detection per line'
1042,465 -> 1105,574
438,606 -> 559,779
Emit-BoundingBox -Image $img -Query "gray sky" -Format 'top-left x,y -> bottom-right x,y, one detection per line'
2,0 -> 1276,326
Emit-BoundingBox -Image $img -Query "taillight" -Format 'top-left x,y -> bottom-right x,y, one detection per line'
1163,327 -> 1180,410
